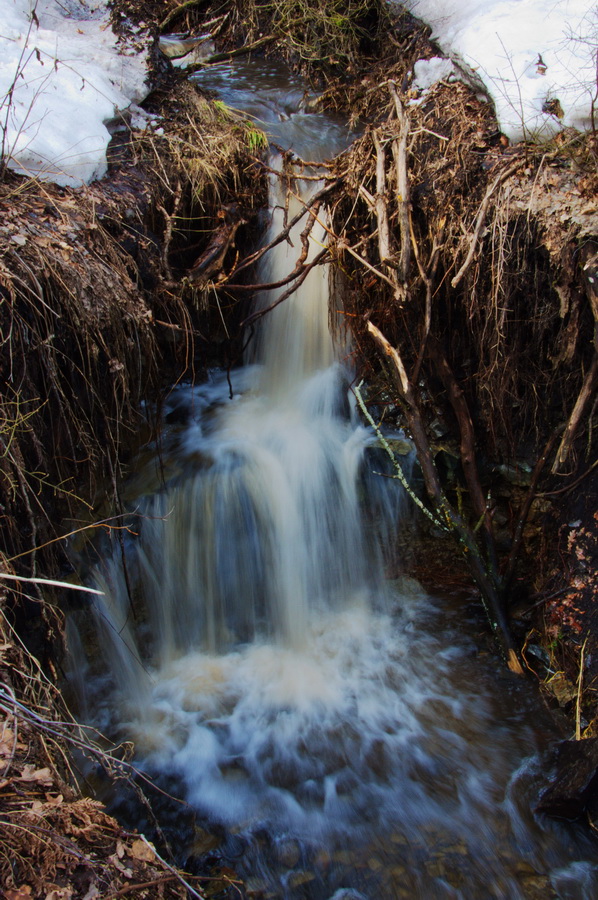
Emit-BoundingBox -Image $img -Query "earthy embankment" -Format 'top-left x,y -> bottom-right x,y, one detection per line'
0,0 -> 597,895
0,70 -> 267,897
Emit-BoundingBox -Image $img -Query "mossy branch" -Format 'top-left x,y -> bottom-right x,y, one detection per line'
353,380 -> 445,530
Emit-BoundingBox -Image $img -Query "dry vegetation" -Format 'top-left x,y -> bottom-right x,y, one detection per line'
0,79 -> 266,568
326,71 -> 598,700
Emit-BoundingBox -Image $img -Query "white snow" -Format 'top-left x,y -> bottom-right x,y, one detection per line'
0,0 -> 150,186
412,56 -> 456,92
404,0 -> 597,142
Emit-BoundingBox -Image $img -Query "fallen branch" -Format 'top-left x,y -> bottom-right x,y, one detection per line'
552,352 -> 598,472
185,36 -> 277,72
187,207 -> 247,287
240,247 -> 328,327
372,129 -> 394,268
228,179 -> 340,280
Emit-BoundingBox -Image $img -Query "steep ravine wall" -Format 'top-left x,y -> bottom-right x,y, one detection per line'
0,78 -> 267,898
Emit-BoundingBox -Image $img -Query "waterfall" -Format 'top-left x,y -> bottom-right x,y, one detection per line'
69,58 -> 598,900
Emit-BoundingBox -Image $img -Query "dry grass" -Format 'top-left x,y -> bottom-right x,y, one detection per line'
331,77 -> 597,462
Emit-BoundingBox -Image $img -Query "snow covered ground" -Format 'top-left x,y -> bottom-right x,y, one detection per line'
0,0 -> 150,186
405,0 -> 597,142
0,1 -> 596,187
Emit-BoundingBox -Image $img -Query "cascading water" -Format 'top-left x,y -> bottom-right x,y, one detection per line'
70,60 -> 598,899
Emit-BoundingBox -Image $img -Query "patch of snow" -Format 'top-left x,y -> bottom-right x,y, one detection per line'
412,56 -> 456,92
0,0 -> 151,186
402,0 -> 597,142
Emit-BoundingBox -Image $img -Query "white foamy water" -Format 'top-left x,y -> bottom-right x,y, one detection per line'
70,61 -> 598,899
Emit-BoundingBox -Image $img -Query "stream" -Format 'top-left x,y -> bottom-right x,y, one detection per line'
68,60 -> 598,899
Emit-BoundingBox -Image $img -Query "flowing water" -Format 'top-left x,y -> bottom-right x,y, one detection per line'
68,61 -> 598,898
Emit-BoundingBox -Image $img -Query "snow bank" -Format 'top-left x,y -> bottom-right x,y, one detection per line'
404,0 -> 597,142
0,0 -> 150,186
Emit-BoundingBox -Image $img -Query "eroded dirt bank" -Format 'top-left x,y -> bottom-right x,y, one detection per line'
0,0 -> 597,896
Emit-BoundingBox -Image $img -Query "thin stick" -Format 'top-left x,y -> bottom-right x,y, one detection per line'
354,381 -> 444,528
228,179 -> 340,279
159,0 -> 209,31
552,352 -> 598,472
576,637 -> 588,741
139,835 -> 205,899
240,248 -> 328,327
389,82 -> 411,281
0,572 -> 104,595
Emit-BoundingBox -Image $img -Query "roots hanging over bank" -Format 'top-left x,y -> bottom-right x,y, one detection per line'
325,72 -> 597,675
0,79 -> 266,574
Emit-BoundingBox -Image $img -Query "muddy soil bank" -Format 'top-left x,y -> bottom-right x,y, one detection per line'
0,0 -> 597,895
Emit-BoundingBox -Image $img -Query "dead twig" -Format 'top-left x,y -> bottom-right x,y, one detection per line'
158,180 -> 182,282
159,0 -> 210,32
409,216 -> 444,383
228,179 -> 340,280
552,352 -> 598,472
389,82 -> 411,282
240,247 -> 329,327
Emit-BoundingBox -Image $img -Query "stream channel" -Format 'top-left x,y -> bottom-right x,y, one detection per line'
68,60 -> 598,898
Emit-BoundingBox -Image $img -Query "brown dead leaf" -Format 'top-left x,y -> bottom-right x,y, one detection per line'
547,672 -> 577,706
81,885 -> 101,900
18,765 -> 53,786
45,888 -> 73,900
5,887 -> 33,900
129,838 -> 156,862
116,838 -> 126,859
108,854 -> 133,878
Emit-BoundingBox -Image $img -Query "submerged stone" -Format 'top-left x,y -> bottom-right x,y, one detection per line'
537,738 -> 598,819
